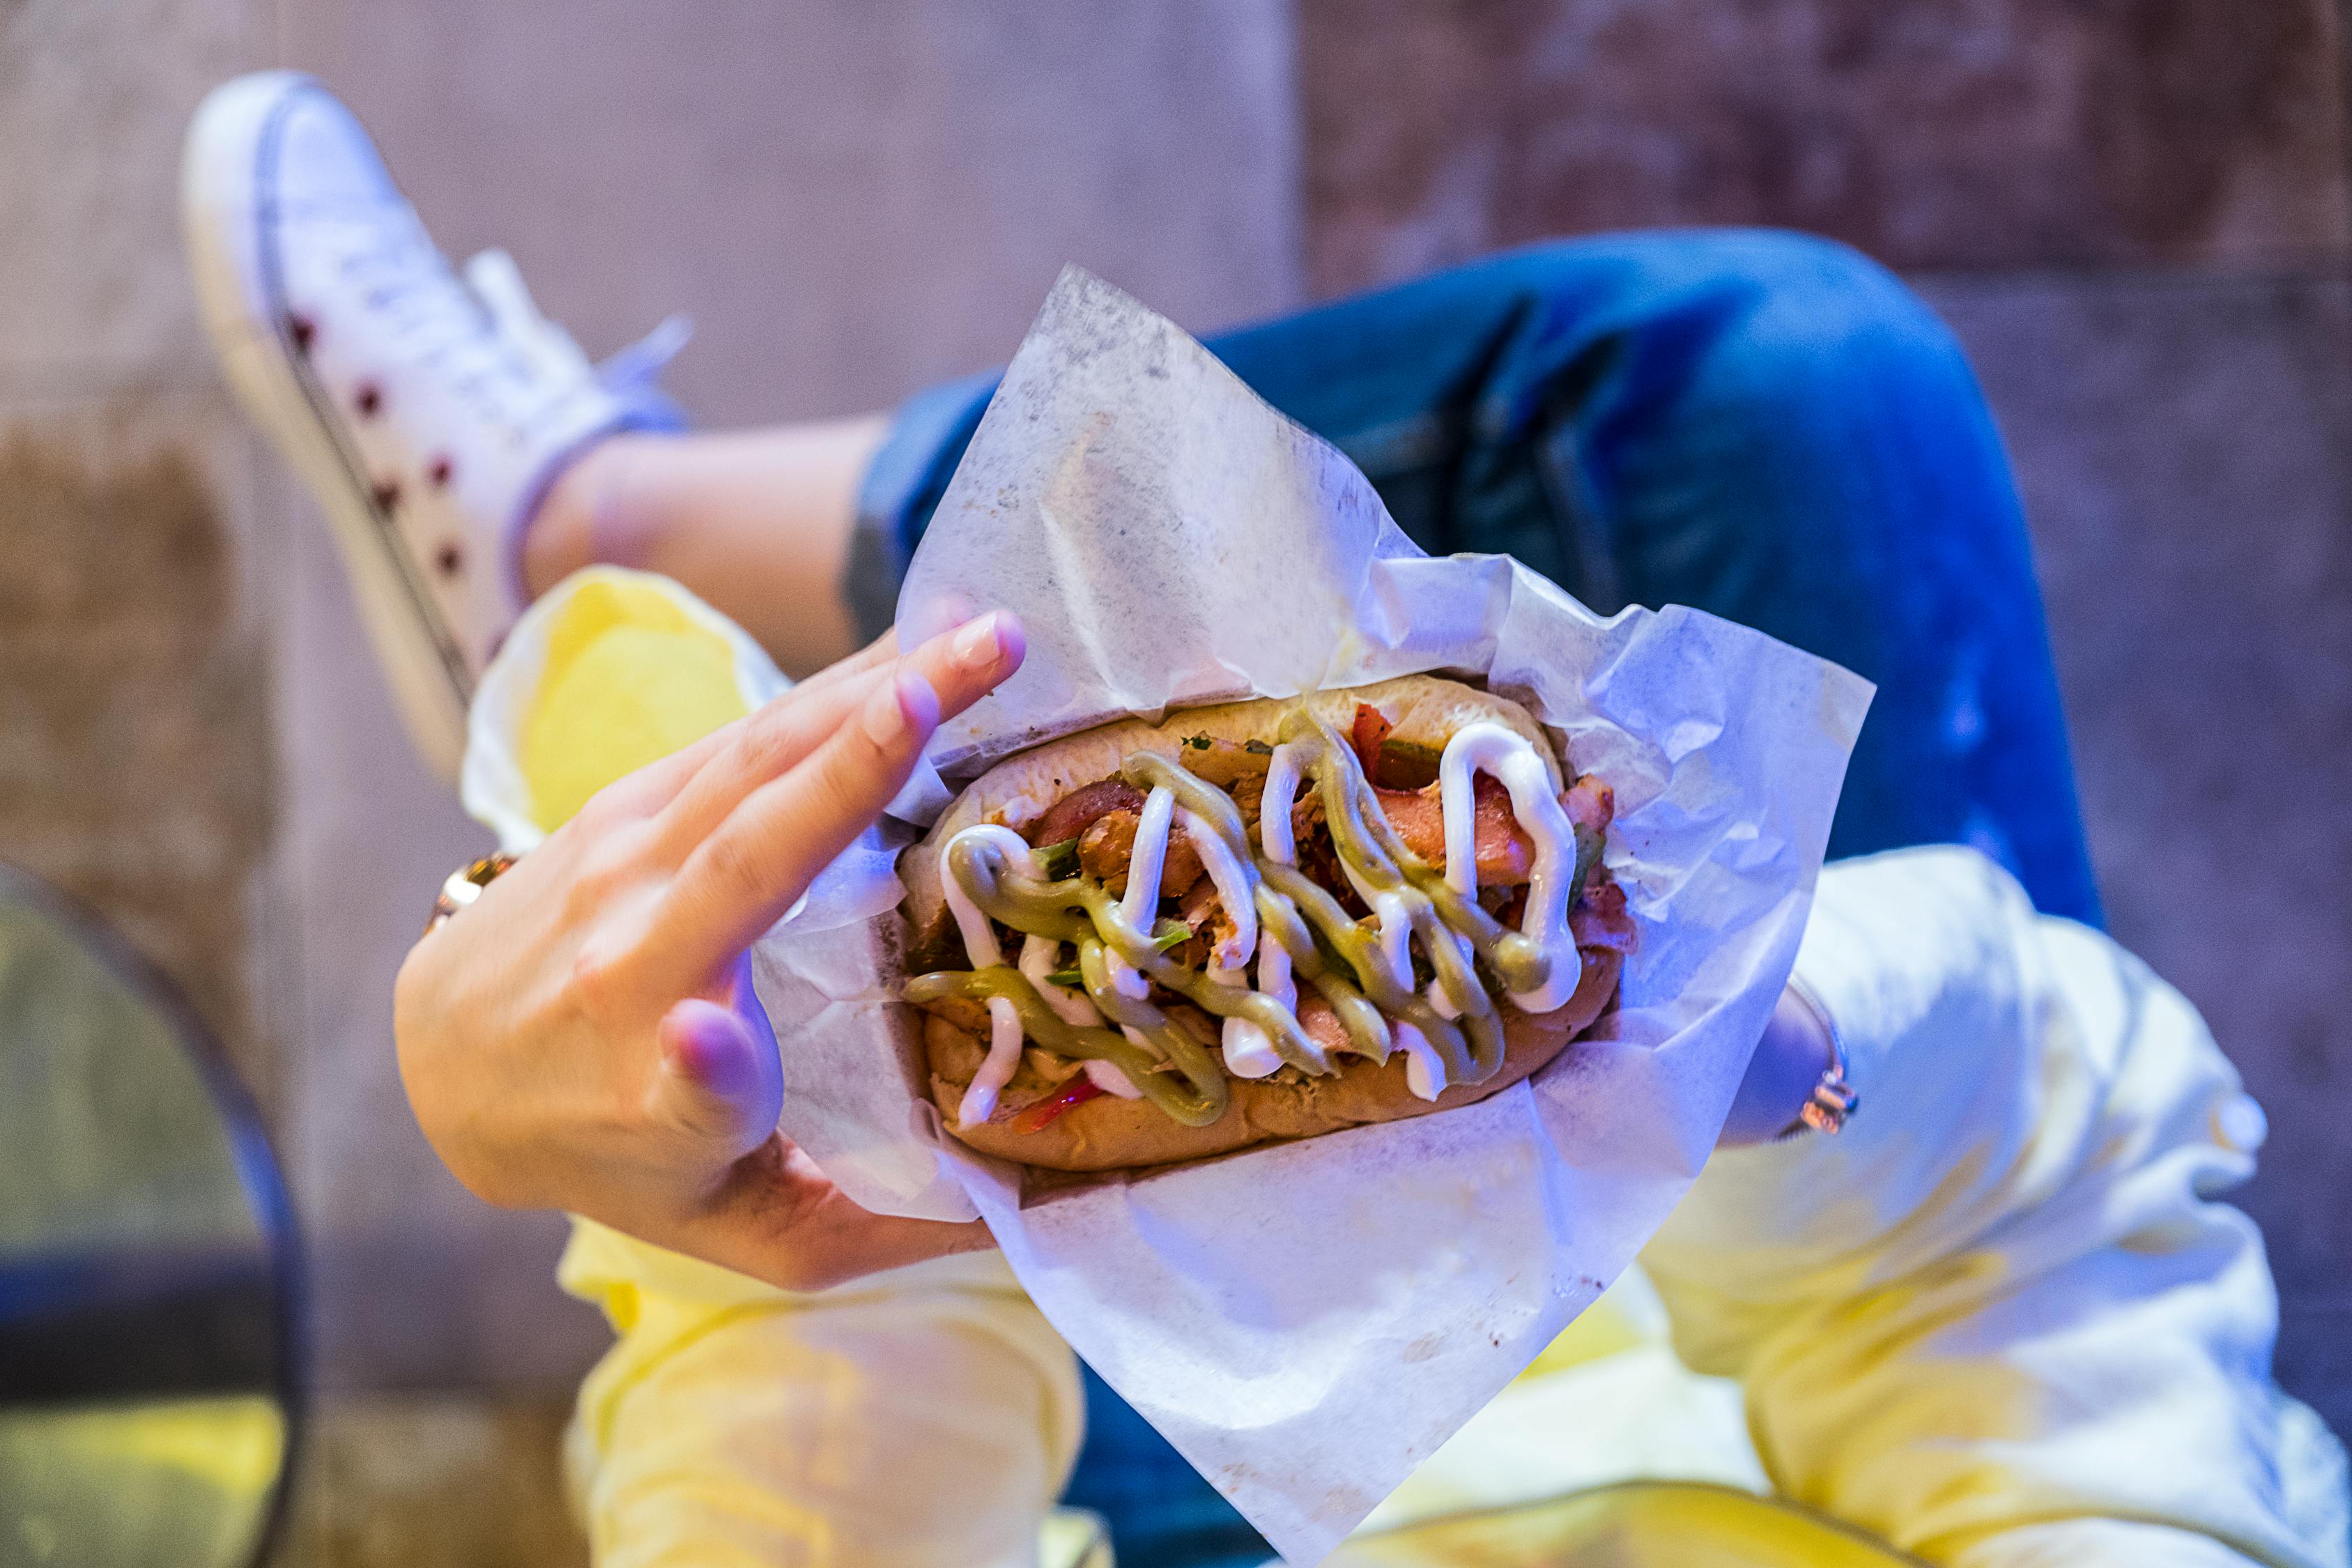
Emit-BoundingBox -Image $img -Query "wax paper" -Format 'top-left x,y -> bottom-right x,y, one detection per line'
747,268 -> 1870,1565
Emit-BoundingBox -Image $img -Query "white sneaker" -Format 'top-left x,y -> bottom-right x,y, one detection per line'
180,72 -> 686,782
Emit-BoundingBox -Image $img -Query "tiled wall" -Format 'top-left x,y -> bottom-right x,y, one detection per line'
1299,0 -> 2349,289
5,1 -> 2347,1561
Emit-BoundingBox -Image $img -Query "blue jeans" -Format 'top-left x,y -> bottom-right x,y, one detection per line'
853,230 -> 2102,1568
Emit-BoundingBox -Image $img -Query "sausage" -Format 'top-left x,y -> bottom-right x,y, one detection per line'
1373,775 -> 1536,884
1027,779 -> 1143,848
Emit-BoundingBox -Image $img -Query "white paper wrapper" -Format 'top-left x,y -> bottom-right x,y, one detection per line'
748,268 -> 1868,1565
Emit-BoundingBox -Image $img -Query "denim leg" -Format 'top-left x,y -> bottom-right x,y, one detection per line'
859,230 -> 2100,925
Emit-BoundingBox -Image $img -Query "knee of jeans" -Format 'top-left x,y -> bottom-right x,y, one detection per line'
1696,230 -> 1978,415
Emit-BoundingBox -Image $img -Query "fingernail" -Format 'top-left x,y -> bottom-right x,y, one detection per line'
864,668 -> 938,746
951,612 -> 1004,668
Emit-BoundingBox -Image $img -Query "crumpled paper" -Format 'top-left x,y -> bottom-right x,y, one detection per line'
749,267 -> 1870,1565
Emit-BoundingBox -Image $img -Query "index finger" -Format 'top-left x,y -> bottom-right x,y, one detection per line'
643,618 -> 1025,982
650,611 -> 1024,862
645,668 -> 939,982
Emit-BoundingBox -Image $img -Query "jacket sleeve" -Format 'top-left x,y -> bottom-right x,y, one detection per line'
558,1225 -> 1084,1568
1640,847 -> 2348,1568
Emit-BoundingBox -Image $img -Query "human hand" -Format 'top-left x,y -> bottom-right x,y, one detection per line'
394,612 -> 1024,1293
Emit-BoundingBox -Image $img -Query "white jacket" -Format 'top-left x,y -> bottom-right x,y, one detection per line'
558,848 -> 2347,1567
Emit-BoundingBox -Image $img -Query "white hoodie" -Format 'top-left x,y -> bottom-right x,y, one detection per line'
555,848 -> 2348,1568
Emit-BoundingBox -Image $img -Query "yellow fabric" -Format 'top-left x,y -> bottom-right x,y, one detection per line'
0,1396 -> 286,1568
1332,1482 -> 1914,1567
490,571 -> 2344,1568
559,1230 -> 1084,1568
521,574 -> 750,833
518,573 -> 1086,1567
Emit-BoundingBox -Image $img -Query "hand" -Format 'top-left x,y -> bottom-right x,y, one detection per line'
394,612 -> 1025,1292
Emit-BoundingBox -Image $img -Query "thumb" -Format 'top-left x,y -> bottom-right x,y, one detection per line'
652,958 -> 783,1158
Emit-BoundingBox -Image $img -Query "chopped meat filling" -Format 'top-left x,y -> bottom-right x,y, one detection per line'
1296,992 -> 1353,1058
1011,744 -> 1606,925
1079,808 -> 1206,898
1027,779 -> 1144,849
1569,879 -> 1637,953
1565,774 -> 1613,838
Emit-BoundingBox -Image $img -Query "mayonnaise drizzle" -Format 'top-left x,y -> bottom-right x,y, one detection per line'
1438,722 -> 1583,1012
1011,940 -> 1138,1100
1393,1018 -> 1448,1101
1222,742 -> 1307,1079
942,824 -> 1029,968
1084,1059 -> 1144,1098
1182,810 -> 1273,1077
1342,859 -> 1417,995
941,824 -> 1045,1124
1020,933 -> 1100,1028
1180,807 -> 1259,966
1260,744 -> 1302,864
1015,934 -> 1142,1099
1212,962 -> 1282,1079
930,721 -> 1594,1119
1107,785 -> 1175,1001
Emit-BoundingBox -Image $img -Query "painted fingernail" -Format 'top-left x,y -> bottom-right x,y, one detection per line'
863,667 -> 938,746
952,612 -> 1004,668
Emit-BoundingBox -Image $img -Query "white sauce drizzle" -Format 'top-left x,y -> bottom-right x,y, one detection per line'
941,824 -> 1046,1125
942,824 -> 1029,968
1016,937 -> 1136,1095
1211,962 -> 1282,1079
958,1003 -> 1024,1125
1084,1059 -> 1143,1098
1341,859 -> 1417,995
1107,785 -> 1175,1001
1394,1019 -> 1447,1101
1181,805 -> 1269,1077
1439,723 -> 1583,1012
1222,742 -> 1307,1079
1180,807 -> 1259,966
1020,934 -> 1100,1028
1260,744 -> 1302,864
935,724 -> 1588,1121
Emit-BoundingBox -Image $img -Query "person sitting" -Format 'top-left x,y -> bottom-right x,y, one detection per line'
183,72 -> 2349,1568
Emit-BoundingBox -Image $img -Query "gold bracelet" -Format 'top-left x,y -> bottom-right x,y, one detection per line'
1776,974 -> 1858,1138
423,852 -> 519,936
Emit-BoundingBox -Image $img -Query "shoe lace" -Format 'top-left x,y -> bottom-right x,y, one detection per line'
333,210 -> 689,440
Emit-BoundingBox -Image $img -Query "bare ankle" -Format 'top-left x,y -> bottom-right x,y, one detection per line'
521,435 -> 639,599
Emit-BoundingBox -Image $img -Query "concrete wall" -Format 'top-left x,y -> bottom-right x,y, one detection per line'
5,2 -> 2346,1561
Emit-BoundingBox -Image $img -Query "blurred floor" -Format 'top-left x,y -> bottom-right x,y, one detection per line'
3,1 -> 2348,1560
270,1397 -> 586,1568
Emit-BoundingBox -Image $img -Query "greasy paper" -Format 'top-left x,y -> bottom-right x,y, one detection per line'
749,268 -> 1870,1565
